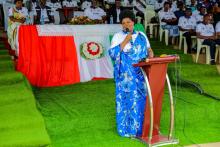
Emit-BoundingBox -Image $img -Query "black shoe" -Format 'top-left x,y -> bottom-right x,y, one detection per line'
211,60 -> 216,65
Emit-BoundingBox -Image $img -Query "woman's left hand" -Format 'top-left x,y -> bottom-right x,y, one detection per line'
148,48 -> 154,58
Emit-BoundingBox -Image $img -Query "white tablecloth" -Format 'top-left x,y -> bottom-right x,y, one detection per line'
36,24 -> 122,82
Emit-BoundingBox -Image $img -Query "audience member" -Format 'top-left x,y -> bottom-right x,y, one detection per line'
159,2 -> 179,43
196,14 -> 220,65
107,0 -> 122,24
84,0 -> 106,21
178,8 -> 197,53
34,0 -> 54,24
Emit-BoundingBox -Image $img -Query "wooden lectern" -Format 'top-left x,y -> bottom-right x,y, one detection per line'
133,55 -> 179,147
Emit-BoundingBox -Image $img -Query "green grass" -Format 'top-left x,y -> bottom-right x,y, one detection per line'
33,39 -> 220,147
34,80 -> 220,147
1,33 -> 219,146
0,44 -> 51,147
0,82 -> 51,147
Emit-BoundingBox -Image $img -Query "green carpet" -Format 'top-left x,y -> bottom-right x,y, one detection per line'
33,40 -> 220,147
0,44 -> 51,146
0,83 -> 51,147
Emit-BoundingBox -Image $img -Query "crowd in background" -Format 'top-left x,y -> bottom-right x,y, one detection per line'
1,0 -> 220,64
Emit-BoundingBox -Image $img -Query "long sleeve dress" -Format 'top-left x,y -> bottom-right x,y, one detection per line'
108,30 -> 151,137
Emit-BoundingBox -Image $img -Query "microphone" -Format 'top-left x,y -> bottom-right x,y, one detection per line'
125,28 -> 133,46
125,28 -> 130,33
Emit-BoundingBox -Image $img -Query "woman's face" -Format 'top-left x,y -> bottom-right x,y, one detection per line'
15,1 -> 23,9
121,18 -> 134,32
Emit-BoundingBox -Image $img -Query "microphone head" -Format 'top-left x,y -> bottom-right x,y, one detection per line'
125,28 -> 130,33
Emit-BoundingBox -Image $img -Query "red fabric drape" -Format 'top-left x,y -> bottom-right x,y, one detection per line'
17,25 -> 80,87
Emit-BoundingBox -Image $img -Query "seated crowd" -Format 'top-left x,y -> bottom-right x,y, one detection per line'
6,0 -> 146,25
3,0 -> 220,64
156,0 -> 220,65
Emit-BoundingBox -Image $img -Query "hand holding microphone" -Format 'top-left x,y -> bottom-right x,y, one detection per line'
120,28 -> 133,50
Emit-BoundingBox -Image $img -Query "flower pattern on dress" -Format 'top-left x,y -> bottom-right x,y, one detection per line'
108,32 -> 149,137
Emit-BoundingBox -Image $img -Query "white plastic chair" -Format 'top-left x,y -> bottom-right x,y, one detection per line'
179,31 -> 184,50
159,23 -> 169,46
215,46 -> 220,63
144,5 -> 159,38
196,38 -> 210,64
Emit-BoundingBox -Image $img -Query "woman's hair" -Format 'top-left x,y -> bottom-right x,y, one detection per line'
119,9 -> 135,23
14,0 -> 23,4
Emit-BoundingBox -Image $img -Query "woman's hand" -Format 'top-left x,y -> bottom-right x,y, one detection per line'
120,33 -> 132,50
148,48 -> 154,58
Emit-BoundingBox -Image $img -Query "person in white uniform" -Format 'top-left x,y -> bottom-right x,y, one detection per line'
178,8 -> 197,53
84,0 -> 106,20
159,1 -> 179,42
196,14 -> 220,65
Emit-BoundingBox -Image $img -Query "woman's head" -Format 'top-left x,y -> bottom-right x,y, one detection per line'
14,0 -> 23,9
119,10 -> 135,32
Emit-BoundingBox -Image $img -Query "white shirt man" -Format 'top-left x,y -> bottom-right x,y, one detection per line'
84,7 -> 106,20
62,0 -> 78,7
196,23 -> 215,38
81,0 -> 91,10
159,9 -> 176,25
110,31 -> 151,52
178,15 -> 197,30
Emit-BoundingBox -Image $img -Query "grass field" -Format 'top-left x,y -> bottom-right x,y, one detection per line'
0,43 -> 51,147
33,40 -> 220,147
1,30 -> 220,146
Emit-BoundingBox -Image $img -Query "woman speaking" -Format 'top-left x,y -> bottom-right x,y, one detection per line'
108,10 -> 154,137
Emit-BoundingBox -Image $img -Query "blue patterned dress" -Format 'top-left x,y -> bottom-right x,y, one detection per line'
108,31 -> 149,137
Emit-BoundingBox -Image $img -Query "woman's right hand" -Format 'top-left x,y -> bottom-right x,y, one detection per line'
124,34 -> 132,43
120,34 -> 132,50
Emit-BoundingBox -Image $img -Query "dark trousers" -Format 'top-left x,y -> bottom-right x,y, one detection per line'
183,31 -> 196,53
203,39 -> 220,60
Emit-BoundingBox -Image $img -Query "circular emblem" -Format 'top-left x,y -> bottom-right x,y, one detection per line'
80,42 -> 105,60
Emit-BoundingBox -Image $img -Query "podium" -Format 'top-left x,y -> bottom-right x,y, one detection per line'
133,56 -> 179,147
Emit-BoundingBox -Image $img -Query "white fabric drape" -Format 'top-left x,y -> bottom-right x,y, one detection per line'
36,24 -> 122,82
